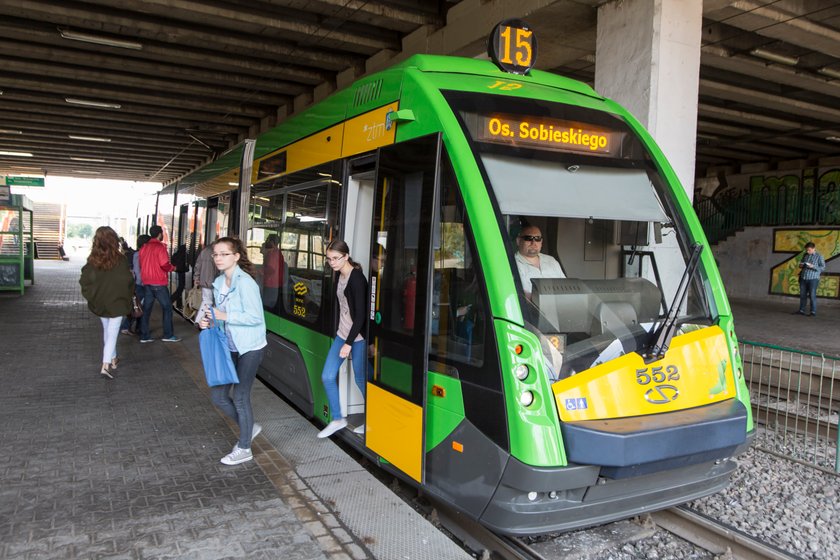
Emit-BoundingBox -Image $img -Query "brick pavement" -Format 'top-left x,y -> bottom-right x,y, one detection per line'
0,260 -> 341,559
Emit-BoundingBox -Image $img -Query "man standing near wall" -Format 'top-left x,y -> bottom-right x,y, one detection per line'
796,242 -> 825,317
139,225 -> 181,342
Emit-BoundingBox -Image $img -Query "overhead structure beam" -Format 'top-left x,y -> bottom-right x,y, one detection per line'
0,0 -> 361,70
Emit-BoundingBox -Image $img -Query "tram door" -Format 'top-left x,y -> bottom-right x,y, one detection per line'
366,135 -> 440,483
340,168 -> 375,419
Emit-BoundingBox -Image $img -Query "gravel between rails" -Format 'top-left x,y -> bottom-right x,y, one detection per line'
592,444 -> 840,559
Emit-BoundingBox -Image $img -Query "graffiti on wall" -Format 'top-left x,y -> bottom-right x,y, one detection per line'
769,229 -> 840,298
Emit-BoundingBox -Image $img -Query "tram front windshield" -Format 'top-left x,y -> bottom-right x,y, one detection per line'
447,92 -> 715,379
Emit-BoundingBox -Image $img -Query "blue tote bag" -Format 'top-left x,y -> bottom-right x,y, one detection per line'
199,309 -> 239,386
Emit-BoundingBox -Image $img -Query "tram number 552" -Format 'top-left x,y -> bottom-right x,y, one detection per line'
636,365 -> 679,385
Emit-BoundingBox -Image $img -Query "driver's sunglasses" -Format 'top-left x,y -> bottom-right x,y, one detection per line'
519,235 -> 543,242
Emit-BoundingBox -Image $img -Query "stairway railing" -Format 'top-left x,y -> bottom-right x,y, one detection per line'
695,183 -> 840,244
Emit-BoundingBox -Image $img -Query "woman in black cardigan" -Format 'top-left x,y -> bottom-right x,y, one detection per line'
317,239 -> 369,438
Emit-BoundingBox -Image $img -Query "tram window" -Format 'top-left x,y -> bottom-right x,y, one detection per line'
430,156 -> 487,367
249,165 -> 340,328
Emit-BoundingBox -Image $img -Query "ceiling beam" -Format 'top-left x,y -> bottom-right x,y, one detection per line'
700,79 -> 840,124
83,0 -> 401,53
0,0 -> 362,70
0,38 -> 309,97
703,1 -> 840,59
0,103 -> 247,136
0,57 -> 292,106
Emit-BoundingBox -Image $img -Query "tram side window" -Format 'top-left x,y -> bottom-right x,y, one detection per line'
280,185 -> 336,324
248,192 -> 283,308
249,173 -> 339,328
430,157 -> 487,367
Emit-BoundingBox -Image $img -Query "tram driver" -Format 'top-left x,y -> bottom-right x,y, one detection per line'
515,224 -> 566,300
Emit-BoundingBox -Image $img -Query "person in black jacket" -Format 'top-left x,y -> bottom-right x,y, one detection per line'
317,239 -> 369,438
171,243 -> 188,308
80,227 -> 135,379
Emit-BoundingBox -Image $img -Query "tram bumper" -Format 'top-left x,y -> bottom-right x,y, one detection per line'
480,454 -> 738,536
480,401 -> 751,536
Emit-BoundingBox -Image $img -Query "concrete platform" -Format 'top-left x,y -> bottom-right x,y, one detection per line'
729,297 -> 840,356
0,260 -> 471,560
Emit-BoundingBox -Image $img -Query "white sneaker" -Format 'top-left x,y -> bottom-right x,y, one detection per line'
221,446 -> 253,465
353,424 -> 365,434
317,419 -> 347,438
251,423 -> 262,442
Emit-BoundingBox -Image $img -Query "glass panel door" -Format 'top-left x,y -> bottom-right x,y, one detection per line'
366,134 -> 440,483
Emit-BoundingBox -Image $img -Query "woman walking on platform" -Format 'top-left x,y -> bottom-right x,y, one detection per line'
80,226 -> 135,379
198,237 -> 266,465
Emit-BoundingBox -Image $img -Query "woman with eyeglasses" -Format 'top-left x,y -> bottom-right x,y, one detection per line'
317,239 -> 369,438
198,237 -> 266,465
79,226 -> 135,379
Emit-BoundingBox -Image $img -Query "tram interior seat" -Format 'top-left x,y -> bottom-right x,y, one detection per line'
532,278 -> 661,336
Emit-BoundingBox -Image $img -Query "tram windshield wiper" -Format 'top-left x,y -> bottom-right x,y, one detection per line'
643,243 -> 703,362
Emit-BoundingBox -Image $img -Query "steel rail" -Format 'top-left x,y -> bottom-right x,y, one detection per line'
650,506 -> 803,560
751,403 -> 838,442
429,499 -> 548,560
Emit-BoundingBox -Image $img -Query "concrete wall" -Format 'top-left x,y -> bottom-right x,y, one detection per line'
713,226 -> 840,307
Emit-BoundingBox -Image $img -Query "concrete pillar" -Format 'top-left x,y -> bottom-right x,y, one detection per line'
595,0 -> 702,200
595,0 -> 702,305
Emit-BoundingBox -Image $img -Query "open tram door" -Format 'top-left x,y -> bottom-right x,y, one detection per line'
365,134 -> 440,483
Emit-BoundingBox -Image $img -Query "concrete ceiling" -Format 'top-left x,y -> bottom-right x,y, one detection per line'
1,0 -> 839,184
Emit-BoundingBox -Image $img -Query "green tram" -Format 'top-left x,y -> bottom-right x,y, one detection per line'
157,22 -> 753,535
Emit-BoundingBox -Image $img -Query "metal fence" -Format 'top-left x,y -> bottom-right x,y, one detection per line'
740,341 -> 840,473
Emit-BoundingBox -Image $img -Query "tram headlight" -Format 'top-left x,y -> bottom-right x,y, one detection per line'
514,364 -> 529,380
519,391 -> 534,407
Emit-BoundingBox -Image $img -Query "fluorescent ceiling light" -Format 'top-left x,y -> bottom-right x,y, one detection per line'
228,182 -> 239,186
818,67 -> 840,80
826,136 -> 840,143
0,129 -> 23,134
65,97 -> 121,109
70,156 -> 106,162
58,28 -> 143,50
68,134 -> 111,142
0,151 -> 34,157
73,170 -> 101,174
750,48 -> 798,66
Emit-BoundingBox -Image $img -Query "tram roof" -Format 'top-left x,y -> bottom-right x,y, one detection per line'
1,1 -> 839,184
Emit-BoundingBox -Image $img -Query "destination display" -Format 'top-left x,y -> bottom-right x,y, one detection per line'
471,113 -> 622,156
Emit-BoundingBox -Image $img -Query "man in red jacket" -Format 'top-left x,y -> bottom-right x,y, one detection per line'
138,225 -> 180,343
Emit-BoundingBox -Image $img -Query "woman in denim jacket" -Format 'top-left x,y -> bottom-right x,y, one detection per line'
198,237 -> 267,465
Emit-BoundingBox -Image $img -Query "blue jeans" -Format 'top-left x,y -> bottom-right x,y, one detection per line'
799,278 -> 819,314
321,337 -> 369,421
141,284 -> 174,339
211,347 -> 264,450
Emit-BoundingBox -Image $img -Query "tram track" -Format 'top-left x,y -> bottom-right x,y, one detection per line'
650,506 -> 804,560
433,502 -> 806,560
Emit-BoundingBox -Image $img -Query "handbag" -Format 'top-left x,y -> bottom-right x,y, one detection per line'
184,287 -> 203,320
131,295 -> 143,318
199,308 -> 239,386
